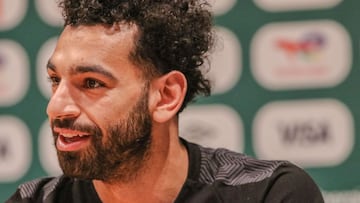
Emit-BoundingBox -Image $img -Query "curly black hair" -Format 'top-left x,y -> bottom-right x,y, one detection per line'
58,0 -> 214,112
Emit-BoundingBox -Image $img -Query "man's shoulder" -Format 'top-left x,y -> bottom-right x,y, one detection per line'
187,144 -> 324,202
6,176 -> 101,203
6,176 -> 66,203
197,145 -> 294,185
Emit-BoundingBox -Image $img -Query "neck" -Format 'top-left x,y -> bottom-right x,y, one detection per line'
93,118 -> 189,203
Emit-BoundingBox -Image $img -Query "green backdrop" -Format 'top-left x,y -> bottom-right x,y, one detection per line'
1,0 -> 359,202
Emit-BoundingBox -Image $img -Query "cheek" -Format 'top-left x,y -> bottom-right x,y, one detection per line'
78,88 -> 143,126
86,100 -> 127,126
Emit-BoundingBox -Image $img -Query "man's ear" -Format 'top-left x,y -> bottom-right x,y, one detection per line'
150,71 -> 187,123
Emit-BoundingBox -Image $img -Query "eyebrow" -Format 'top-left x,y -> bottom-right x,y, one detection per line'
47,60 -> 56,72
47,60 -> 117,81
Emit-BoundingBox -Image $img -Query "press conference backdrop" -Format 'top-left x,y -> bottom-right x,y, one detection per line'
0,0 -> 359,202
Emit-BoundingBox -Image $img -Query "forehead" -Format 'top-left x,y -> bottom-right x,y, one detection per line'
58,23 -> 138,55
49,23 -> 139,74
60,23 -> 138,46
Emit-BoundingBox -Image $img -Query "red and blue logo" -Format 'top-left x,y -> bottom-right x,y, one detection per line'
276,32 -> 326,61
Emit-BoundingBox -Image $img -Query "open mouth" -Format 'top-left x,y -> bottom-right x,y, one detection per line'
54,128 -> 92,151
61,134 -> 91,143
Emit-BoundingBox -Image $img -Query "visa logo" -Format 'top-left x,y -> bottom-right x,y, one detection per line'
276,32 -> 326,60
253,99 -> 354,167
278,121 -> 331,146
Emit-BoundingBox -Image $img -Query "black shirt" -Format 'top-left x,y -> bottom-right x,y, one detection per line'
6,140 -> 324,203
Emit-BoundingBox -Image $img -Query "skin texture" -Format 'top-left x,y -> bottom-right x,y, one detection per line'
47,24 -> 153,183
47,24 -> 189,202
58,0 -> 213,112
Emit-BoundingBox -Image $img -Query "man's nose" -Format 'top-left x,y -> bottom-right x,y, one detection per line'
46,81 -> 80,119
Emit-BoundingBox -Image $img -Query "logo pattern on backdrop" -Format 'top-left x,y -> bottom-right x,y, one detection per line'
253,0 -> 342,11
253,99 -> 354,167
0,0 -> 28,31
0,116 -> 32,182
251,20 -> 351,90
0,40 -> 30,107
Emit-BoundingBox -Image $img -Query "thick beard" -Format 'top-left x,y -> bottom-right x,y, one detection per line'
52,86 -> 152,183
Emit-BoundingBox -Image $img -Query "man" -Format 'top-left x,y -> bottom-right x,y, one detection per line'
7,0 -> 324,202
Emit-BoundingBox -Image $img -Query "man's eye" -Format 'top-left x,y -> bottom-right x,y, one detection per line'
47,76 -> 61,86
84,79 -> 104,89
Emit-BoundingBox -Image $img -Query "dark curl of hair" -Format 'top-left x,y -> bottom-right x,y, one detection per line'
58,0 -> 214,112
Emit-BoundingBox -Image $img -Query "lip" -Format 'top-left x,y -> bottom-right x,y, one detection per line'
54,127 -> 91,152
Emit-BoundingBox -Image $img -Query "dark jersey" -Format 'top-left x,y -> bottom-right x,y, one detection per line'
6,140 -> 324,203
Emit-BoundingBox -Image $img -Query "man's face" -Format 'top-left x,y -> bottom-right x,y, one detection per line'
46,24 -> 152,182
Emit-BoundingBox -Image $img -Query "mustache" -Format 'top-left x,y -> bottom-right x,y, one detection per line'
51,118 -> 102,135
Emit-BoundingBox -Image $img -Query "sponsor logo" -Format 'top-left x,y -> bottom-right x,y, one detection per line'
251,20 -> 351,90
207,26 -> 242,94
253,99 -> 354,167
208,0 -> 236,16
0,0 -> 28,31
253,0 -> 342,12
35,0 -> 63,26
277,120 -> 330,146
0,116 -> 32,182
37,37 -> 58,99
0,40 -> 30,107
276,32 -> 325,61
39,119 -> 62,176
179,104 -> 244,153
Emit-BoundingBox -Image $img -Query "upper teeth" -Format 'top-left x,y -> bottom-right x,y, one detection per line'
62,134 -> 87,138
